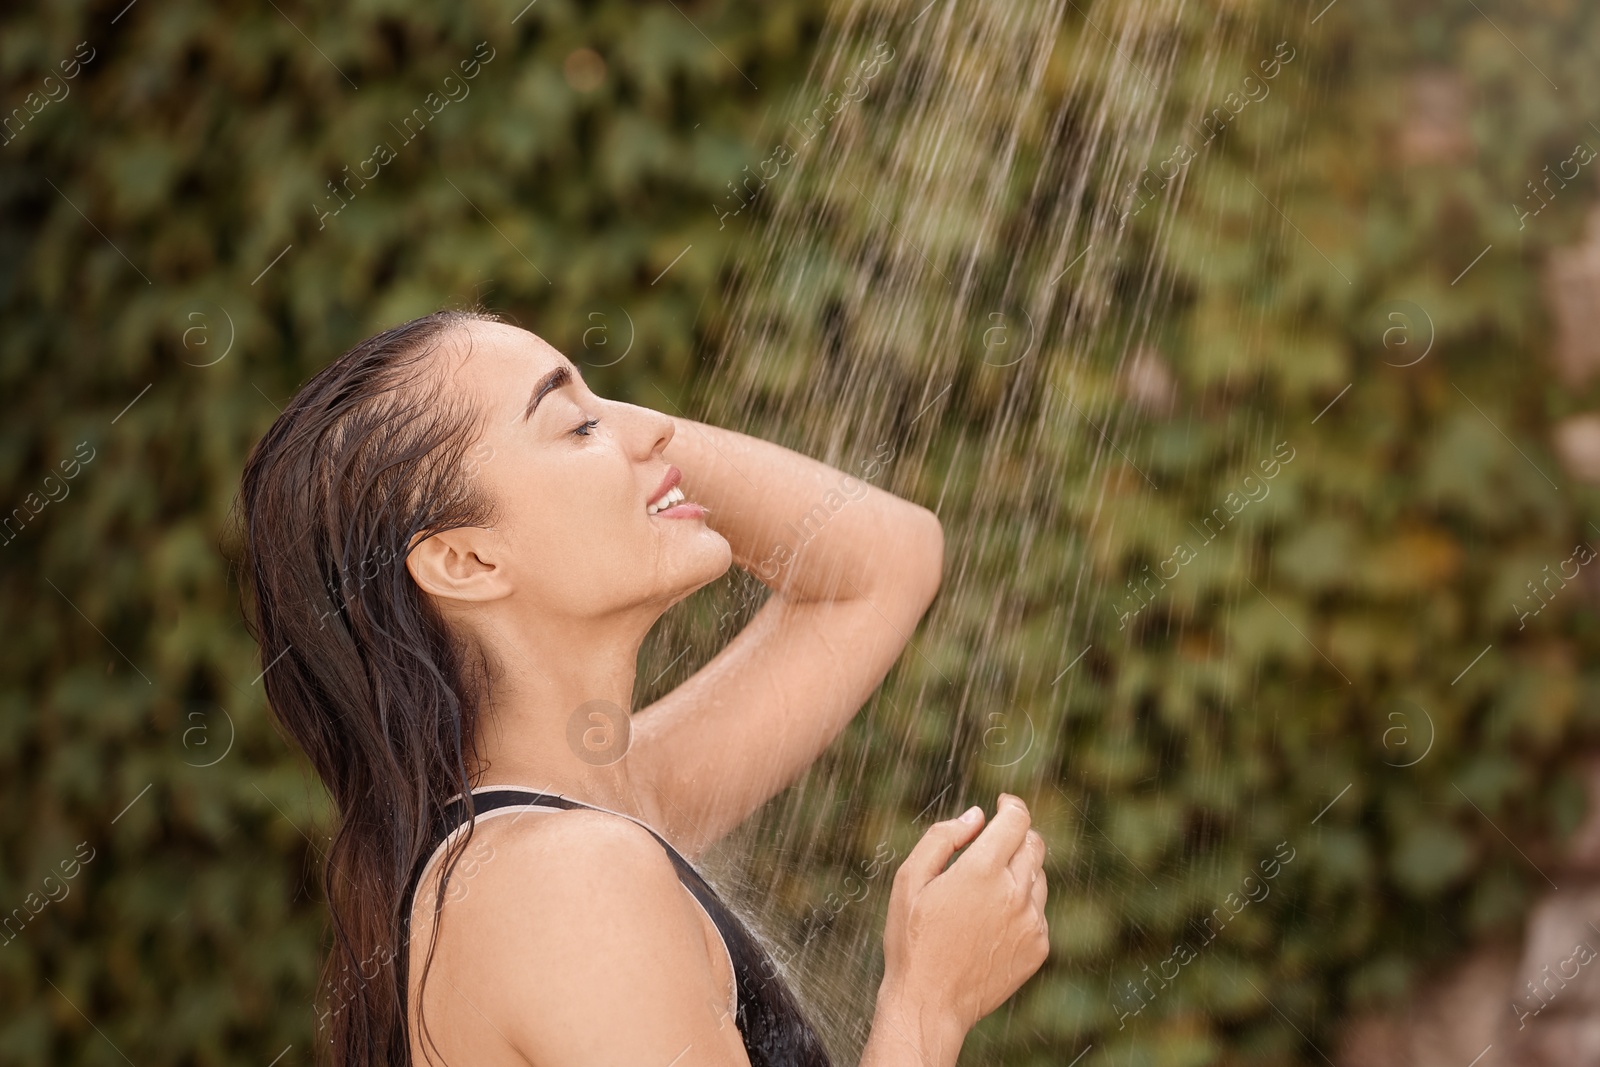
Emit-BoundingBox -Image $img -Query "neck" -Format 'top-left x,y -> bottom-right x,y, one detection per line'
460,605 -> 655,817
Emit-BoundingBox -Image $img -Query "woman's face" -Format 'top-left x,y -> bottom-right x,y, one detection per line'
429,321 -> 731,624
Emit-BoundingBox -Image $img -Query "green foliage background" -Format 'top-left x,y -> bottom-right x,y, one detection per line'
5,0 -> 1600,1065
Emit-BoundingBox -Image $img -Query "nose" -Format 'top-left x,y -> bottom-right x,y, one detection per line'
627,400 -> 675,460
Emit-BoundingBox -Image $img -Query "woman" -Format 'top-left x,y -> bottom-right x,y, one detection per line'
237,308 -> 1050,1067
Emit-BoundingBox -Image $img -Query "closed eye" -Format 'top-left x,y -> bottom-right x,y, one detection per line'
574,417 -> 600,437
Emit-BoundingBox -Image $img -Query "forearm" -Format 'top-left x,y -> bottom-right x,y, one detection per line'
661,415 -> 941,603
859,982 -> 967,1067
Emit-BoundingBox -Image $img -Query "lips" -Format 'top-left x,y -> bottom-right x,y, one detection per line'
647,466 -> 683,509
646,465 -> 708,520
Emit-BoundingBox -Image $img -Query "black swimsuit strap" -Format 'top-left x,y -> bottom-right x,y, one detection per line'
401,788 -> 713,931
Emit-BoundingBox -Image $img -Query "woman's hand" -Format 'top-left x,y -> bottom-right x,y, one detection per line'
633,415 -> 944,861
876,794 -> 1050,1051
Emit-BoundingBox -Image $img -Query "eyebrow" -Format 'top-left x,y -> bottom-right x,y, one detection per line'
521,365 -> 574,422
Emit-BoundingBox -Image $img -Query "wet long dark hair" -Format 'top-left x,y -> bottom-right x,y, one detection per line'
234,308 -> 503,1066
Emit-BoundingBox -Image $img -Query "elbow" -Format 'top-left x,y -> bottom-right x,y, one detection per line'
902,505 -> 944,610
846,500 -> 943,614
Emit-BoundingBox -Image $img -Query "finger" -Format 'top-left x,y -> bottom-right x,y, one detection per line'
895,807 -> 986,892
1030,865 -> 1047,914
1006,828 -> 1046,887
961,794 -> 1032,871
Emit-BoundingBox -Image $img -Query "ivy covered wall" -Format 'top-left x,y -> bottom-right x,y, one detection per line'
4,1 -> 1600,1065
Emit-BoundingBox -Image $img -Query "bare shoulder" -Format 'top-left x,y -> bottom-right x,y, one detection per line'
409,808 -> 749,1067
455,805 -> 685,912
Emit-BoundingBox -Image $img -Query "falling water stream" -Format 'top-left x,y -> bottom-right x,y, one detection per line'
638,0 -> 1255,1061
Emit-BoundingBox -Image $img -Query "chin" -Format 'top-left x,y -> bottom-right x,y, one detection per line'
619,529 -> 734,612
671,533 -> 734,601
696,532 -> 735,583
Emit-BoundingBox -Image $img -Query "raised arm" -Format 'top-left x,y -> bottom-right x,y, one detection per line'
629,413 -> 943,860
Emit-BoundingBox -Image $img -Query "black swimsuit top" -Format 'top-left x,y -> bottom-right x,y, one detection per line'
402,786 -> 833,1067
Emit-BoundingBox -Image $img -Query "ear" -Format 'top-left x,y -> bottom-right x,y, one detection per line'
405,527 -> 510,602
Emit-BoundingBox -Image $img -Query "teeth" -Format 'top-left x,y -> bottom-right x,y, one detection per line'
648,485 -> 687,514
